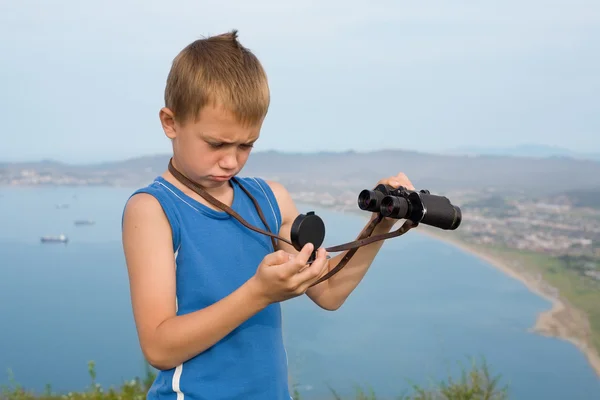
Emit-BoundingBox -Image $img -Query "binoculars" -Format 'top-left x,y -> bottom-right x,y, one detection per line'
357,184 -> 462,230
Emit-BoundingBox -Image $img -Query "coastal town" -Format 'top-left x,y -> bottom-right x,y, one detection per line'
0,166 -> 129,186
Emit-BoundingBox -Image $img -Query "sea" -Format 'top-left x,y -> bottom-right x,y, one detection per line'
1,185 -> 600,400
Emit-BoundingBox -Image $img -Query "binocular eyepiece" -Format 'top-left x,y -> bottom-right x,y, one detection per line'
358,184 -> 462,230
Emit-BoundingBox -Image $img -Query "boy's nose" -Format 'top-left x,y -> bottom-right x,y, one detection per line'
219,153 -> 238,171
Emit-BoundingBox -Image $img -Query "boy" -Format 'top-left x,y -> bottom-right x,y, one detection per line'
121,30 -> 415,400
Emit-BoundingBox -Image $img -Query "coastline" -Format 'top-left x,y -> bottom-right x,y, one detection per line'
413,226 -> 600,379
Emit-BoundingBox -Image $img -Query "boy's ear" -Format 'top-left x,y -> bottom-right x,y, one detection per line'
159,107 -> 177,139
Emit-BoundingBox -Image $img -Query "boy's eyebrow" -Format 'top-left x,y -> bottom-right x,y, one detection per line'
203,135 -> 259,145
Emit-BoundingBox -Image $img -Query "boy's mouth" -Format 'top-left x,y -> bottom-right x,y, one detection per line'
210,175 -> 233,181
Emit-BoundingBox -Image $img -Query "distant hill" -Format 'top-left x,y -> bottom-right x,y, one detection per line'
3,149 -> 600,197
445,144 -> 600,162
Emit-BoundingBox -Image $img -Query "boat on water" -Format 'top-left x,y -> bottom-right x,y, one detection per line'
40,234 -> 68,244
74,220 -> 95,226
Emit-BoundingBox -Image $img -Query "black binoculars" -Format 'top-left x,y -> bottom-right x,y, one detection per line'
357,184 -> 462,230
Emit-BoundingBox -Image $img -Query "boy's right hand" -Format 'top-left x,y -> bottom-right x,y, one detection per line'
249,243 -> 329,305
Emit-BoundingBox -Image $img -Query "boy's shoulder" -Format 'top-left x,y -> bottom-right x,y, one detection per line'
122,178 -> 170,222
122,176 -> 183,249
123,179 -> 168,210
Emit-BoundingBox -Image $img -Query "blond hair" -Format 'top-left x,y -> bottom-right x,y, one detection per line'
164,30 -> 270,126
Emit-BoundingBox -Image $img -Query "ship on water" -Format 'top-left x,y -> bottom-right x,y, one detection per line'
74,220 -> 95,226
40,234 -> 68,244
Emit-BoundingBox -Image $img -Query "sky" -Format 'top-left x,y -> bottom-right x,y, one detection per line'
0,0 -> 598,163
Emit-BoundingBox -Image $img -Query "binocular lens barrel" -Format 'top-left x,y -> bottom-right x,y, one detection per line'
358,189 -> 386,212
420,195 -> 462,230
380,196 -> 409,219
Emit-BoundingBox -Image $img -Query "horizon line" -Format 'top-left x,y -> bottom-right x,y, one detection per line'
1,147 -> 444,165
1,145 -> 597,166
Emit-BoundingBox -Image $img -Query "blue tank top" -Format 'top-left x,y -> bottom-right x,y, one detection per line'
126,175 -> 292,400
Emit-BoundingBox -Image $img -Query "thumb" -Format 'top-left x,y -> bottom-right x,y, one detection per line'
297,242 -> 314,264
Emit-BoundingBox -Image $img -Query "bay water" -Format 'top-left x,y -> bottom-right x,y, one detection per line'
1,185 -> 599,399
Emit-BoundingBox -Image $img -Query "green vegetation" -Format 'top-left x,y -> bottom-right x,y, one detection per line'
558,255 -> 599,274
1,359 -> 508,400
1,361 -> 154,400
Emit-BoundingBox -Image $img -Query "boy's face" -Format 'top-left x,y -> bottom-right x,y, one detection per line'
160,104 -> 262,190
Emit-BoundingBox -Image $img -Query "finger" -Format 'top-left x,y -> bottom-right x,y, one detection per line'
262,250 -> 291,267
294,247 -> 329,284
406,220 -> 418,229
395,173 -> 415,190
387,179 -> 414,191
314,249 -> 331,278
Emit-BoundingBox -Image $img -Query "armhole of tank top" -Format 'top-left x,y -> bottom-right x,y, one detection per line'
247,177 -> 282,235
126,186 -> 182,254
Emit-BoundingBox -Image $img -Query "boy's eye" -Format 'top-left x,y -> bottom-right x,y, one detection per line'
206,141 -> 254,150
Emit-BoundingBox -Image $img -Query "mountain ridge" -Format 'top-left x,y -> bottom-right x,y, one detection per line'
2,149 -> 600,197
445,143 -> 600,161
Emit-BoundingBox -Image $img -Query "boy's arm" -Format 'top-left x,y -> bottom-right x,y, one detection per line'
267,175 -> 415,311
122,193 -> 273,370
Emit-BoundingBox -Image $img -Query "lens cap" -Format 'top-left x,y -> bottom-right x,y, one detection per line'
290,211 -> 326,252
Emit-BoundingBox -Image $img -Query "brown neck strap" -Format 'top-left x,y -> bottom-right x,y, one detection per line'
167,158 -> 413,286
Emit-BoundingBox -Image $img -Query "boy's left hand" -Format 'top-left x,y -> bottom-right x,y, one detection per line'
371,172 -> 419,229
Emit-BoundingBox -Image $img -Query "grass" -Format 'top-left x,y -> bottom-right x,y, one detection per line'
1,358 -> 508,400
0,361 -> 155,400
319,357 -> 508,400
